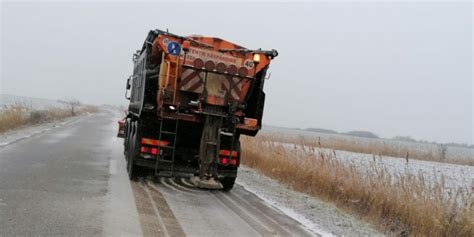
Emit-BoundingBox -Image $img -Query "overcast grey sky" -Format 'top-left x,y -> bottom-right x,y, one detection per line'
1,1 -> 472,144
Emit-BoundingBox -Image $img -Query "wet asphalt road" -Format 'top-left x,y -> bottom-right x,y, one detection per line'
0,110 -> 314,236
0,113 -> 113,235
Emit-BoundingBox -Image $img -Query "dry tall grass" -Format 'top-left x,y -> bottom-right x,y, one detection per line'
0,106 -> 29,132
0,104 -> 98,133
241,135 -> 473,236
258,132 -> 473,166
47,107 -> 72,120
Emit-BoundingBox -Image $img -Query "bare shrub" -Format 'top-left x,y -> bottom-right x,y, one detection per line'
29,110 -> 49,123
58,99 -> 81,116
47,107 -> 72,120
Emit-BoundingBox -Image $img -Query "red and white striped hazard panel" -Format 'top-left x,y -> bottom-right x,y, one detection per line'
220,76 -> 244,101
180,68 -> 245,101
180,68 -> 205,93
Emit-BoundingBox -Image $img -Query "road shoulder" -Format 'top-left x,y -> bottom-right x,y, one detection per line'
236,166 -> 383,236
102,114 -> 143,236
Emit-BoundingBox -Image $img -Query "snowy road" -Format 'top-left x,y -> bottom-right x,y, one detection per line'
0,110 -> 321,236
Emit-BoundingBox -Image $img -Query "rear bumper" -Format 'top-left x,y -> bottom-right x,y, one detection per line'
133,158 -> 238,178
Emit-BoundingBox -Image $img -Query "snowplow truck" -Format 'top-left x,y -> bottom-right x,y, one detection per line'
118,29 -> 278,190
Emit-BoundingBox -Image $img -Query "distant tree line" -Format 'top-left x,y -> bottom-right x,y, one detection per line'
303,127 -> 473,148
304,127 -> 379,139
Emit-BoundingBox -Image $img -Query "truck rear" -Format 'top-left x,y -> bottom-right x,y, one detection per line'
118,29 -> 278,190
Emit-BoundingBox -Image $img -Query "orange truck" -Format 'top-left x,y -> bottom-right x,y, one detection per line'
118,29 -> 278,190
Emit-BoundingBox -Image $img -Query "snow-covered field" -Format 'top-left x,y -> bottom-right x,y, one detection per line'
279,142 -> 473,193
264,126 -> 474,166
0,94 -> 68,110
264,126 -> 473,193
335,148 -> 473,192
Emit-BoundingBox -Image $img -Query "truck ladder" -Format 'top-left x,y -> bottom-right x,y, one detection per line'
155,119 -> 179,176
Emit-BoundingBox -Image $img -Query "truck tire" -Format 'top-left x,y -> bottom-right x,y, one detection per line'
125,120 -> 133,164
220,140 -> 240,191
221,177 -> 236,191
127,121 -> 140,180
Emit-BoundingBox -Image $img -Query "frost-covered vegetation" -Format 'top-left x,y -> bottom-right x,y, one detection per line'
262,127 -> 474,165
0,94 -> 97,133
241,135 -> 473,236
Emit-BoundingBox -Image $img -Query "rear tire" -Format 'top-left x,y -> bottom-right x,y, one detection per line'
221,177 -> 236,191
220,140 -> 240,191
127,121 -> 140,180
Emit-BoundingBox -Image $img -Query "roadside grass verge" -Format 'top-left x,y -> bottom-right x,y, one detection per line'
241,135 -> 473,236
258,132 -> 473,166
0,106 -> 29,132
0,104 -> 98,133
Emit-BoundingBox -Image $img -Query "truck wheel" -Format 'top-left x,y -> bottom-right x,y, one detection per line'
127,121 -> 139,180
221,177 -> 236,191
220,140 -> 240,191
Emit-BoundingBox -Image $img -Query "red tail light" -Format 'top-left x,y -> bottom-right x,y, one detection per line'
219,157 -> 238,166
219,149 -> 238,157
140,146 -> 159,155
220,157 -> 229,165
